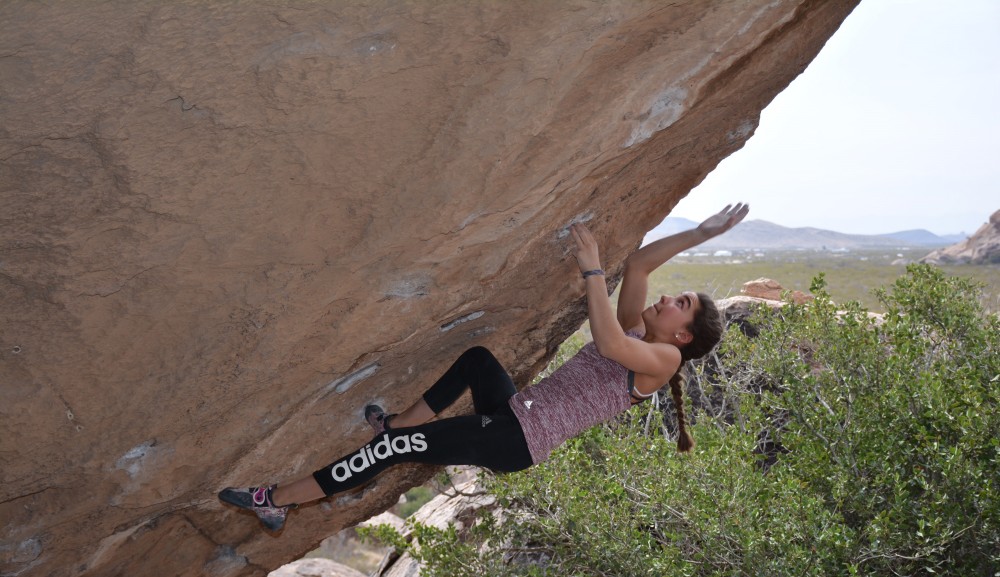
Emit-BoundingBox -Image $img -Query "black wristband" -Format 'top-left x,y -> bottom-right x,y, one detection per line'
581,269 -> 605,279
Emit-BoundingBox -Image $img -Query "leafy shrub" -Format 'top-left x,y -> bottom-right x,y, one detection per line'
367,265 -> 1000,576
398,486 -> 437,518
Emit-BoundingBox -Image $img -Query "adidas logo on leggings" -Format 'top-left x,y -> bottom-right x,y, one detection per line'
330,433 -> 428,482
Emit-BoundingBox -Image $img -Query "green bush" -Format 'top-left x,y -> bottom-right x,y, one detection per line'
398,486 -> 437,518
750,265 -> 1000,575
367,265 -> 1000,576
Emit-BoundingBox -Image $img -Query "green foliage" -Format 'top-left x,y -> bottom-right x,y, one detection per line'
360,521 -> 492,574
398,486 -> 437,518
367,265 -> 1000,576
758,265 -> 1000,575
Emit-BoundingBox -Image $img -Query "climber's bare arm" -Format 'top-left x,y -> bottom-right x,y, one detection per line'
571,223 -> 681,381
616,203 -> 749,331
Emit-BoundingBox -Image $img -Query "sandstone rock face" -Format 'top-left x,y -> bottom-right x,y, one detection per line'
921,209 -> 1000,265
0,2 -> 858,575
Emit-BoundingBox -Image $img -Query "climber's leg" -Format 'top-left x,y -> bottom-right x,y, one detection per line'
313,407 -> 531,497
259,476 -> 321,508
383,397 -> 435,429
221,381 -> 531,530
373,346 -> 517,431
420,346 -> 517,416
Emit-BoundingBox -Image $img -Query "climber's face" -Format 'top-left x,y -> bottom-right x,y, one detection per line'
641,292 -> 699,346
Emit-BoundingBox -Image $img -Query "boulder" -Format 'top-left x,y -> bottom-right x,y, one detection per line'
0,1 -> 859,575
268,559 -> 366,577
360,512 -> 407,535
741,277 -> 813,304
363,474 -> 494,577
921,209 -> 1000,265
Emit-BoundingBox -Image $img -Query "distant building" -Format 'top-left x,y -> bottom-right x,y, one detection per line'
713,250 -> 732,257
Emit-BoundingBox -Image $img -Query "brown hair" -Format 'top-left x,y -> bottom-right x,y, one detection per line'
669,292 -> 724,452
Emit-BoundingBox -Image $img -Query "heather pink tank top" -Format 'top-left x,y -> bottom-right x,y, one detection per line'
509,331 -> 642,464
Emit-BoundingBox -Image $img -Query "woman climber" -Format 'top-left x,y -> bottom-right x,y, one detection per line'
219,203 -> 750,531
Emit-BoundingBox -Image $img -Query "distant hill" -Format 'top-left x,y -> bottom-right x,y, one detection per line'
883,229 -> 968,246
643,218 -> 965,250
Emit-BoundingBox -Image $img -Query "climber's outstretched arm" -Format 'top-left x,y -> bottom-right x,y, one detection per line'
570,223 -> 681,381
616,203 -> 749,331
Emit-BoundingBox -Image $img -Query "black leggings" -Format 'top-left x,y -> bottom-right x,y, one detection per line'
312,347 -> 533,496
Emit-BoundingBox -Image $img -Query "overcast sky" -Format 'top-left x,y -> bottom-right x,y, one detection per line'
669,0 -> 999,236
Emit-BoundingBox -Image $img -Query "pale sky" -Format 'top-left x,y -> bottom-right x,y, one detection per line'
670,0 -> 1000,237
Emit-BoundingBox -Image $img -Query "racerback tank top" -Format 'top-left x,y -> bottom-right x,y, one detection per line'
508,331 -> 644,464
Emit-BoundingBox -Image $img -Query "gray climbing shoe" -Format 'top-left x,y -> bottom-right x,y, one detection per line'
218,485 -> 292,531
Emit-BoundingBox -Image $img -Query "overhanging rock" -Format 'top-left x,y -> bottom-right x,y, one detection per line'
0,1 -> 859,575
